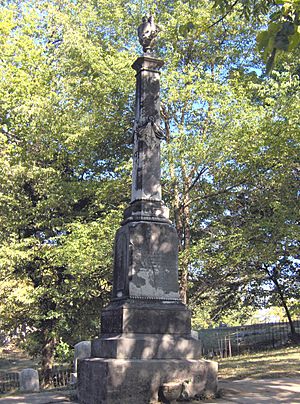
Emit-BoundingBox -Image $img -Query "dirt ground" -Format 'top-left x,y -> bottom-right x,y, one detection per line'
213,377 -> 300,403
0,389 -> 76,403
1,378 -> 300,403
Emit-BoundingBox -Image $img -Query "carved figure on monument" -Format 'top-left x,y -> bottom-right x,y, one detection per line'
138,15 -> 159,53
135,116 -> 164,148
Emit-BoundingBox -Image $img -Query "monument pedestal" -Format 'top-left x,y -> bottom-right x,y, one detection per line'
100,300 -> 191,336
78,358 -> 217,404
78,297 -> 218,403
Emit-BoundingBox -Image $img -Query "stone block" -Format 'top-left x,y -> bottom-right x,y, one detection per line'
191,330 -> 199,340
101,300 -> 191,335
112,221 -> 180,302
70,372 -> 78,385
123,200 -> 170,224
78,358 -> 218,404
19,368 -> 39,392
91,333 -> 202,360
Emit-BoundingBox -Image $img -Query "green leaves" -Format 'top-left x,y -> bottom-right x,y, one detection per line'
155,0 -> 299,321
213,0 -> 300,72
0,0 -> 134,363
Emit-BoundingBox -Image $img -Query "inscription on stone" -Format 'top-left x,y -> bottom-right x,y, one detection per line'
129,222 -> 179,300
113,231 -> 128,298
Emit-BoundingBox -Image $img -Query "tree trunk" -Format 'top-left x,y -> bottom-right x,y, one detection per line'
179,203 -> 191,304
274,283 -> 297,336
270,273 -> 298,340
179,155 -> 191,304
41,330 -> 56,387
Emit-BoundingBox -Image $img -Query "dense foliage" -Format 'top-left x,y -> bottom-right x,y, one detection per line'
0,0 -> 299,372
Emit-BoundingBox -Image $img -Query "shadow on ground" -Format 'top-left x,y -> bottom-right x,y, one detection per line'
218,347 -> 300,380
0,378 -> 299,403
0,389 -> 77,404
211,378 -> 300,404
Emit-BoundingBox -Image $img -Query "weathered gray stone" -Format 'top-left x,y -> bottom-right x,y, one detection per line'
78,358 -> 218,404
131,55 -> 164,204
19,368 -> 39,392
123,199 -> 170,224
191,329 -> 199,340
74,341 -> 91,372
70,372 -> 77,385
138,15 -> 159,53
112,221 -> 180,302
91,333 -> 202,360
100,300 -> 191,335
160,381 -> 183,403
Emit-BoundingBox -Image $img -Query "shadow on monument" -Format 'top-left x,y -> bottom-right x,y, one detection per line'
78,332 -> 218,403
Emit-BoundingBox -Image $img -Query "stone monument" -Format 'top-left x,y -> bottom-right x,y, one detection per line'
78,15 -> 218,404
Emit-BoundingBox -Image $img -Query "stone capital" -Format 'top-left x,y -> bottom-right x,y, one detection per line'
132,55 -> 164,74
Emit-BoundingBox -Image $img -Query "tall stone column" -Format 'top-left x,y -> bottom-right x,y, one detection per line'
131,56 -> 163,202
110,50 -> 179,304
78,15 -> 218,404
124,54 -> 169,223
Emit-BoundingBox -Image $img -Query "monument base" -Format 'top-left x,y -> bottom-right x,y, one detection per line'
78,358 -> 218,404
91,333 -> 202,360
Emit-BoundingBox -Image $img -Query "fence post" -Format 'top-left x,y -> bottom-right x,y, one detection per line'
228,336 -> 232,357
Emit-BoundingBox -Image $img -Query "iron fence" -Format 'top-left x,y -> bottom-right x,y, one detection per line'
197,319 -> 300,358
0,366 -> 73,394
0,371 -> 19,393
42,366 -> 73,388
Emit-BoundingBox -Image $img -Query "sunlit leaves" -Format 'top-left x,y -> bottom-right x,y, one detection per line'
0,0 -> 133,361
213,0 -> 300,72
0,0 -> 299,346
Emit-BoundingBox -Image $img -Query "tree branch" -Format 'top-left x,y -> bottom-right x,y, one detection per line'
208,0 -> 240,29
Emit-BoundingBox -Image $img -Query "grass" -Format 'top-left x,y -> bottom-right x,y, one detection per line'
0,345 -> 75,399
1,344 -> 299,382
218,345 -> 300,380
0,345 -> 39,373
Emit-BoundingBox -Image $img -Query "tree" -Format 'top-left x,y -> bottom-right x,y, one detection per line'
213,0 -> 300,72
0,0 -> 134,380
153,0 -> 264,302
0,0 -> 299,373
152,0 -> 299,327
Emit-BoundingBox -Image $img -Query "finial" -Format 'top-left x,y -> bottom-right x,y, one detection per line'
137,15 -> 159,53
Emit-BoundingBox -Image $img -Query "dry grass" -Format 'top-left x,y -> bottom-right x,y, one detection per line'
0,345 -> 39,372
218,345 -> 300,380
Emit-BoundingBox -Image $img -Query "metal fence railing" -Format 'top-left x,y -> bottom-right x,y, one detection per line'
0,366 -> 73,394
0,371 -> 19,393
197,319 -> 300,358
41,366 -> 73,388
